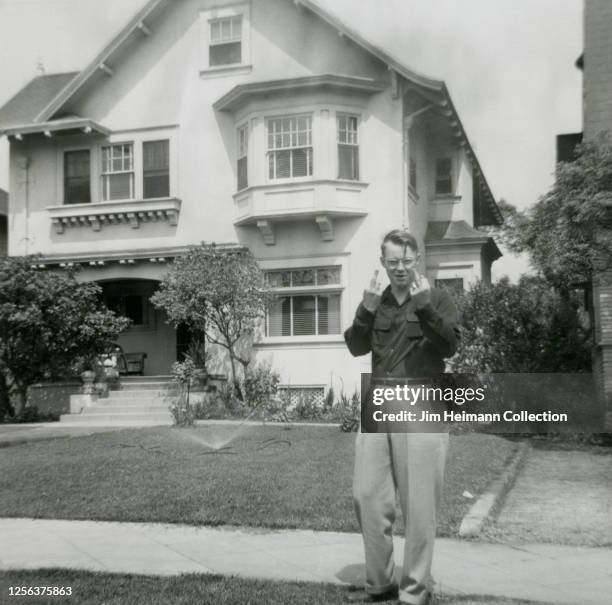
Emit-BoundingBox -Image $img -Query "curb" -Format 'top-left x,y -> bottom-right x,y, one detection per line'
459,440 -> 530,538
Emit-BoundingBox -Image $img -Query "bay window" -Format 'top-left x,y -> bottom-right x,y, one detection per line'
267,115 -> 313,179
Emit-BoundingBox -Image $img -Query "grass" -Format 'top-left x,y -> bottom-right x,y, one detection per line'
0,569 -> 552,605
0,425 -> 517,536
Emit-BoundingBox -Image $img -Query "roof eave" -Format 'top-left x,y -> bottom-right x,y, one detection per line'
214,73 -> 386,112
0,118 -> 110,137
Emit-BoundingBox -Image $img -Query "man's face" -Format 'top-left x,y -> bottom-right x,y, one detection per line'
380,241 -> 419,289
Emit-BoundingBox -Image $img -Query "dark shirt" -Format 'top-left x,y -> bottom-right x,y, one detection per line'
344,286 -> 459,377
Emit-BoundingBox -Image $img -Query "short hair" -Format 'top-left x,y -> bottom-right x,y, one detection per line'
380,229 -> 419,256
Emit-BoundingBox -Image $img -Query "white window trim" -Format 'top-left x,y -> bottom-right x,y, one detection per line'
257,257 -> 348,344
234,103 -> 367,190
101,141 -> 135,202
266,113 -> 314,183
335,111 -> 361,182
56,128 -> 177,205
200,3 -> 251,74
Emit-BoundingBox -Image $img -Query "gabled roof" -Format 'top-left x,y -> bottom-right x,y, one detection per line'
0,0 -> 501,222
0,73 -> 78,129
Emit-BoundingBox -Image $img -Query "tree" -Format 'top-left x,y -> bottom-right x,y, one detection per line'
151,244 -> 269,393
0,256 -> 130,416
494,134 -> 612,291
449,276 -> 591,374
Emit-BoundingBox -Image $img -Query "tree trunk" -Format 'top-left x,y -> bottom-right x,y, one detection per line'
0,372 -> 14,419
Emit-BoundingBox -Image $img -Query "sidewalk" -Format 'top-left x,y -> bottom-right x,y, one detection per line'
1,518 -> 610,604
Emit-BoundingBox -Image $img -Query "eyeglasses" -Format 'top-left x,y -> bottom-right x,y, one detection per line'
384,258 -> 417,269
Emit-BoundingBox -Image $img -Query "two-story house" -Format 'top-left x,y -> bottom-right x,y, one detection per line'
0,0 -> 501,400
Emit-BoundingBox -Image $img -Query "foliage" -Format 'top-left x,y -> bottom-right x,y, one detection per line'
151,244 -> 270,394
293,391 -> 321,420
0,406 -> 60,424
168,358 -> 197,426
492,135 -> 612,289
337,390 -> 361,432
449,277 -> 591,373
0,256 -> 130,415
242,360 -> 280,409
184,337 -> 209,369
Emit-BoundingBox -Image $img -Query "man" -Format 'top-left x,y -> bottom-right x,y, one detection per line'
344,229 -> 459,605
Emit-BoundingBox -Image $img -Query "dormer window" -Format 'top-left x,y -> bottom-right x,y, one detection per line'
209,16 -> 242,66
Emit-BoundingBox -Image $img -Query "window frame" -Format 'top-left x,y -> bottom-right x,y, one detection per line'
209,14 -> 243,67
63,149 -> 92,205
200,3 -> 251,74
58,130 -> 175,206
434,157 -> 454,196
101,142 -> 135,202
237,123 -> 249,191
265,266 -> 343,338
266,114 -> 314,182
336,113 -> 360,181
142,139 -> 170,200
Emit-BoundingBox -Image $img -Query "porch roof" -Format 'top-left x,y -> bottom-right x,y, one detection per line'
426,220 -> 502,261
27,243 -> 245,269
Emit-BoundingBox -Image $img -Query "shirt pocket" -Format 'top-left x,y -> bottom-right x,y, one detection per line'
372,316 -> 392,347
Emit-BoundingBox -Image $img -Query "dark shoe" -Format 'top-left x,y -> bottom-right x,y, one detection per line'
345,587 -> 399,603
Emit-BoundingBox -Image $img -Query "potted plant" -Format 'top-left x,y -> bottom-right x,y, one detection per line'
76,353 -> 103,395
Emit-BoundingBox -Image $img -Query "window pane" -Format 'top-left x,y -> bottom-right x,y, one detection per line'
317,294 -> 341,335
143,140 -> 169,171
293,296 -> 315,335
237,156 -> 248,190
267,296 -> 291,336
210,41 -> 241,66
292,269 -> 314,286
409,156 -> 417,190
338,145 -> 358,180
210,20 -> 220,42
64,151 -> 90,205
107,173 -> 132,200
316,267 -> 341,285
274,150 -> 291,178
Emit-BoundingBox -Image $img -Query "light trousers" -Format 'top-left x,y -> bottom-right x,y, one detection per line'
353,431 -> 449,605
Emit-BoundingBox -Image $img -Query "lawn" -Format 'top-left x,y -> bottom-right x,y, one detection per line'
0,425 -> 517,536
0,569 -> 551,605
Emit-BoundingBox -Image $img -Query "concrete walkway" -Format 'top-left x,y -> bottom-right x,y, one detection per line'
1,518 -> 610,604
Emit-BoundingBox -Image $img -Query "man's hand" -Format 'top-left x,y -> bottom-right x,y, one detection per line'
410,272 -> 431,309
363,269 -> 384,313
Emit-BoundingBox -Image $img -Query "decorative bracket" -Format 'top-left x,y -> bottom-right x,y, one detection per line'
315,215 -> 334,241
257,220 -> 275,245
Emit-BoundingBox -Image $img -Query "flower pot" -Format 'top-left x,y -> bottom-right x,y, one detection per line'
80,370 -> 96,395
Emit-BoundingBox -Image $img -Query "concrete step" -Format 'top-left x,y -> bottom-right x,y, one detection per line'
121,375 -> 172,382
118,383 -> 175,391
82,404 -> 170,414
60,412 -> 173,424
110,389 -> 177,398
102,396 -> 173,406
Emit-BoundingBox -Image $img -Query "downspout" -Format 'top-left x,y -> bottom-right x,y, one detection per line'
402,104 -> 434,228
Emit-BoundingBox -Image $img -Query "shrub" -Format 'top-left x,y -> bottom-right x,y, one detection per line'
293,391 -> 321,420
168,358 -> 197,426
242,361 -> 280,409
